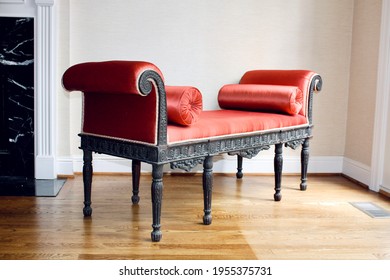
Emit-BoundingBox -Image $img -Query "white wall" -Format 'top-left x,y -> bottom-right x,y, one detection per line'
345,1 -> 381,165
383,95 -> 390,191
370,0 -> 390,194
57,0 -> 355,174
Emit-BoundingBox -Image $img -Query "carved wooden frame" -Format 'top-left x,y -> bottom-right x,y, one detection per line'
79,69 -> 322,242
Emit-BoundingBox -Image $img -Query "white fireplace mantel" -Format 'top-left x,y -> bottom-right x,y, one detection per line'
0,0 -> 57,179
35,0 -> 56,179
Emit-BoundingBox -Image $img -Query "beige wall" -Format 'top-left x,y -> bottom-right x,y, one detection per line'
345,0 -> 382,166
56,0 -> 71,157
384,88 -> 390,188
57,0 -> 355,159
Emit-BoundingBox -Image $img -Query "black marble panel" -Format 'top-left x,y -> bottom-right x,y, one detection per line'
0,17 -> 35,193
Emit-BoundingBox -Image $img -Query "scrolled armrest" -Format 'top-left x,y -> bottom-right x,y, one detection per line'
312,75 -> 323,92
62,60 -> 164,95
62,60 -> 168,146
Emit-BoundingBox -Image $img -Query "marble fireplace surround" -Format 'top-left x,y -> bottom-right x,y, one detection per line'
1,0 -> 57,180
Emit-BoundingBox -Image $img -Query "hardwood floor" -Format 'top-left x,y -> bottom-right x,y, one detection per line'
0,173 -> 389,260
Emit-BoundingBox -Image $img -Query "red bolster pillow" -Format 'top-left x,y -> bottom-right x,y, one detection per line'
165,86 -> 203,126
218,84 -> 303,115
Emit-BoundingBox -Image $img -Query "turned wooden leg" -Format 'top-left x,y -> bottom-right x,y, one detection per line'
82,149 -> 93,216
274,144 -> 283,201
300,138 -> 310,191
203,156 -> 213,225
236,155 -> 243,179
131,160 -> 141,204
151,164 -> 164,242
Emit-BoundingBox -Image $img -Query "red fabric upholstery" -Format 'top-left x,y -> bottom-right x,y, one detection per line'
83,89 -> 158,144
62,60 -> 164,95
63,61 -> 316,146
165,86 -> 203,126
167,110 -> 308,144
218,84 -> 303,115
63,61 -> 163,144
239,70 -> 316,116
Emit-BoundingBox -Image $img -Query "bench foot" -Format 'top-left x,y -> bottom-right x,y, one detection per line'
300,139 -> 309,191
82,149 -> 93,216
131,160 -> 141,204
273,193 -> 282,202
83,204 -> 92,216
151,164 -> 164,242
274,144 -> 283,201
151,229 -> 162,242
203,156 -> 213,225
236,155 -> 243,179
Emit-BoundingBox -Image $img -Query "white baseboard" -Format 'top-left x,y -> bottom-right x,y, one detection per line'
57,157 -> 74,176
212,155 -> 344,174
380,184 -> 390,194
342,157 -> 371,186
57,155 -> 344,176
57,155 -> 379,192
57,155 -> 133,175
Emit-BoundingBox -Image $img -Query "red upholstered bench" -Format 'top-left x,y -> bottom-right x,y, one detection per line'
62,61 -> 322,242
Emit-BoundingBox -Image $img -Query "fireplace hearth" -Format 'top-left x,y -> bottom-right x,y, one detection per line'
0,176 -> 65,196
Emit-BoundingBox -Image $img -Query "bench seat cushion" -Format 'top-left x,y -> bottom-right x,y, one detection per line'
167,110 -> 308,144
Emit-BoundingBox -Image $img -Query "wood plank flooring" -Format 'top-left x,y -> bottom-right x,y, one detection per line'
0,173 -> 389,260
